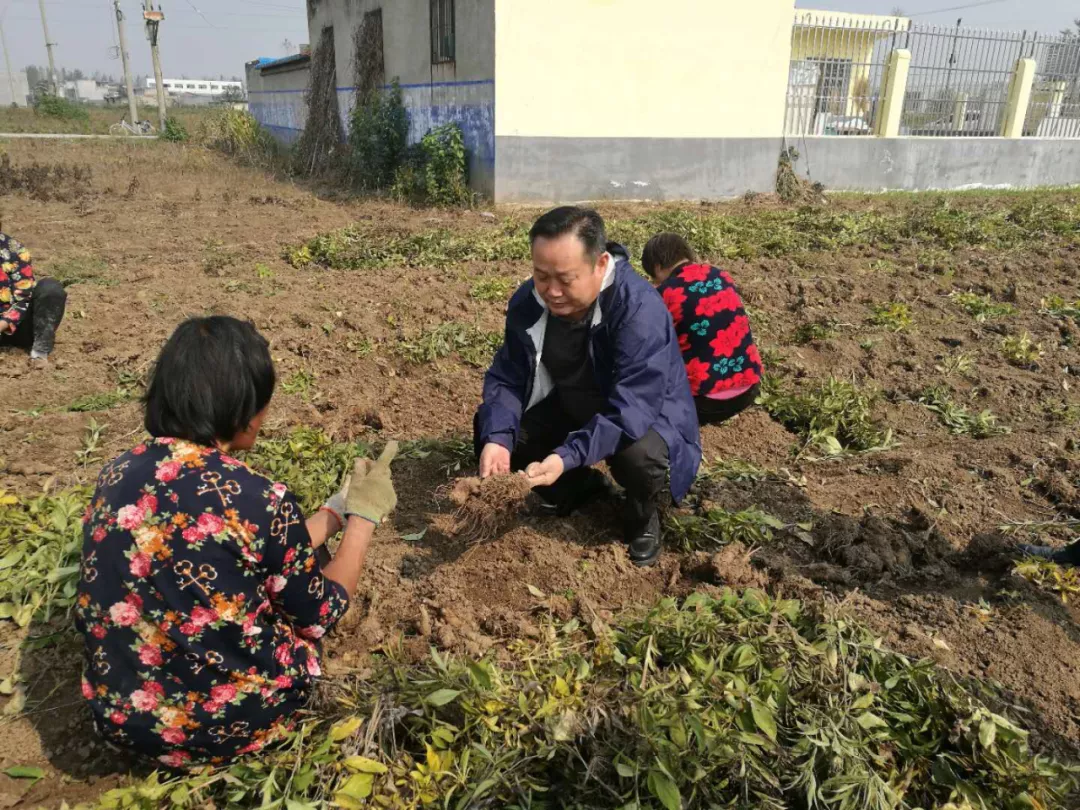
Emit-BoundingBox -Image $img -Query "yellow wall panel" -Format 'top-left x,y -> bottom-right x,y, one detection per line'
494,0 -> 797,138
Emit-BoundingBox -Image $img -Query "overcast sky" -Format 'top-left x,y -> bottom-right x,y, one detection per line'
0,0 -> 1077,81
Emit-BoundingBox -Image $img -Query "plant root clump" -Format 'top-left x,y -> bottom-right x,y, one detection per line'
449,475 -> 533,543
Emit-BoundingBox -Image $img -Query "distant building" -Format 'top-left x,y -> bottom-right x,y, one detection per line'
61,79 -> 119,104
147,78 -> 244,97
0,71 -> 30,107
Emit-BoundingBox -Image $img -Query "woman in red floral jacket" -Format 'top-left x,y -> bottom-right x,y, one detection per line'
642,233 -> 762,426
75,316 -> 398,768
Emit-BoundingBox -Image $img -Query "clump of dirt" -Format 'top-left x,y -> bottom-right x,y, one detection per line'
448,475 -> 533,543
710,542 -> 769,589
810,511 -> 956,583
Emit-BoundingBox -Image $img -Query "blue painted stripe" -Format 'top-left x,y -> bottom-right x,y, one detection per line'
262,122 -> 304,132
250,79 -> 494,95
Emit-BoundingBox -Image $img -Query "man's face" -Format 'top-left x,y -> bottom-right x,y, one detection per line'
531,234 -> 607,320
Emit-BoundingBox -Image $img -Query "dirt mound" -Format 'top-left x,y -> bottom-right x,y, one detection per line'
448,475 -> 533,543
709,542 -> 770,589
806,511 -> 956,584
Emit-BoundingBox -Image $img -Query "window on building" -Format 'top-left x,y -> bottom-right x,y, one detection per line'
198,84 -> 208,89
430,0 -> 454,64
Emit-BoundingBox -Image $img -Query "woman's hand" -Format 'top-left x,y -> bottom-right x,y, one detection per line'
345,441 -> 399,525
320,474 -> 353,533
525,454 -> 564,488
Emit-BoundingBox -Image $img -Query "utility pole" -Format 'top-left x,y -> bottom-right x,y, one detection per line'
143,1 -> 167,131
37,0 -> 58,95
114,1 -> 139,127
0,19 -> 18,107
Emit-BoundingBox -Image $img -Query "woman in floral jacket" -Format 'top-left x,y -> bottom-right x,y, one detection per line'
75,316 -> 398,769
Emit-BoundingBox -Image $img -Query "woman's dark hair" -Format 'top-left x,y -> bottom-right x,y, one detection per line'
641,233 -> 697,278
529,206 -> 607,260
144,316 -> 275,446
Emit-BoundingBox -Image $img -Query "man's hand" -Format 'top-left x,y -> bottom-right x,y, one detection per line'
525,454 -> 564,488
479,443 -> 511,479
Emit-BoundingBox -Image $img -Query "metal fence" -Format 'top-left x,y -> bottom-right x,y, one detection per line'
784,15 -> 1080,139
785,14 -> 900,136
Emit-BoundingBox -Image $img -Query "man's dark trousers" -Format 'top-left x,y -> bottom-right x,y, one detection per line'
479,395 -> 670,535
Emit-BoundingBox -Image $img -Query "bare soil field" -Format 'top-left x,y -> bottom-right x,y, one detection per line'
1,139 -> 1080,807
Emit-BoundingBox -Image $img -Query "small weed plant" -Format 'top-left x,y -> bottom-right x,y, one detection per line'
1001,332 -> 1042,368
160,117 -> 190,143
281,370 -> 315,399
918,387 -> 1009,439
50,256 -> 115,288
397,322 -> 502,368
1041,295 -> 1080,323
87,591 -> 1080,810
1014,557 -> 1080,604
759,376 -> 893,455
667,506 -> 787,550
951,291 -> 1016,322
469,276 -> 516,302
792,319 -> 838,345
869,301 -> 914,331
936,352 -> 975,378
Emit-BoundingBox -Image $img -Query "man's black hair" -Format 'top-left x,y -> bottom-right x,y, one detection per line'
529,206 -> 607,260
144,316 -> 275,447
641,233 -> 697,278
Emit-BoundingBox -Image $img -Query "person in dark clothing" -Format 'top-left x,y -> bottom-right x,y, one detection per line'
475,207 -> 701,567
1019,542 -> 1080,566
0,232 -> 67,360
641,233 -> 762,426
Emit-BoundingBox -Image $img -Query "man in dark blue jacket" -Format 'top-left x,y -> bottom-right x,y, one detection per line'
475,207 -> 701,566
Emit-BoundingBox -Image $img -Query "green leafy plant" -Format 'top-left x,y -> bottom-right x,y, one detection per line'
935,351 -> 975,377
241,427 -> 371,514
196,108 -> 277,166
1001,332 -> 1042,368
391,122 -> 472,207
89,591 -> 1080,810
792,318 -> 838,345
1041,295 -> 1080,322
758,376 -> 893,455
469,276 -> 516,302
33,93 -> 89,122
50,256 -> 115,287
348,81 -> 409,190
1014,557 -> 1080,604
666,506 -> 788,550
917,386 -> 1009,439
160,117 -> 190,143
951,291 -> 1016,322
396,322 -> 502,368
0,487 -> 89,627
868,301 -> 914,331
281,370 -> 315,399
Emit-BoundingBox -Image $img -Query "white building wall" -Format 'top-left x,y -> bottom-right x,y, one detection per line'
0,71 -> 29,106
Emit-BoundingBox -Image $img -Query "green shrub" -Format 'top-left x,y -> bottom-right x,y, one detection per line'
348,82 -> 409,190
93,591 -> 1080,810
392,122 -> 472,207
160,117 -> 190,143
759,375 -> 893,455
868,301 -> 914,331
951,291 -> 1016,322
33,93 -> 89,122
196,108 -> 277,166
1001,332 -> 1042,368
918,386 -> 1009,438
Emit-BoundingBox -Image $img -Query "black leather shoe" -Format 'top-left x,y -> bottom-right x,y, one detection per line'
627,509 -> 661,568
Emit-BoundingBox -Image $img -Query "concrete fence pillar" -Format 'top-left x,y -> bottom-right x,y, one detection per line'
951,92 -> 969,131
874,49 -> 911,138
1001,57 -> 1036,138
1049,80 -> 1068,118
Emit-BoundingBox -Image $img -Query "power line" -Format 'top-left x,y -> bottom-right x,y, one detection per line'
907,0 -> 1009,17
181,0 -> 216,28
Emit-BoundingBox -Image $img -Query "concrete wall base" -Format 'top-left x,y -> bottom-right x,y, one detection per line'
494,135 -> 1080,203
